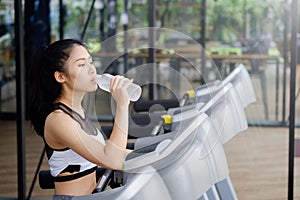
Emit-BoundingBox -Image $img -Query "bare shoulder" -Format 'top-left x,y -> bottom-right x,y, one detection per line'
45,110 -> 81,149
44,110 -> 105,164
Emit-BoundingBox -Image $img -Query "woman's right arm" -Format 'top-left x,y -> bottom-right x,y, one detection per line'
44,76 -> 132,170
45,112 -> 127,170
107,76 -> 131,150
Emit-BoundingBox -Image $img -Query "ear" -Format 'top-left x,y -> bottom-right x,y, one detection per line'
54,71 -> 66,83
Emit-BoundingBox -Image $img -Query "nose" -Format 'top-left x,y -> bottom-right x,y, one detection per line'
90,64 -> 96,74
86,61 -> 96,74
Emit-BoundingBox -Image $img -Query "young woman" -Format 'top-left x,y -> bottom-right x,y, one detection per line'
29,39 -> 131,199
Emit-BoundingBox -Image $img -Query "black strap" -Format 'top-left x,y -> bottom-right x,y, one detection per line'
44,102 -> 100,159
53,166 -> 97,182
39,167 -> 107,189
53,102 -> 98,136
60,165 -> 80,173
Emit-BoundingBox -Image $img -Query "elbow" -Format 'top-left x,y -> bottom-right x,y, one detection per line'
92,156 -> 124,170
110,162 -> 124,171
102,141 -> 127,170
98,157 -> 124,171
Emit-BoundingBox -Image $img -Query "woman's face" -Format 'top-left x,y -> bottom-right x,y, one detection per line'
64,45 -> 98,93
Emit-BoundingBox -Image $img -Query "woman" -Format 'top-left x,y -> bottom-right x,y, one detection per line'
29,39 -> 131,199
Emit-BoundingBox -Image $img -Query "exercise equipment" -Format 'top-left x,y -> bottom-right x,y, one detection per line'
38,64 -> 256,200
135,75 -> 251,148
195,64 -> 256,109
69,83 -> 246,200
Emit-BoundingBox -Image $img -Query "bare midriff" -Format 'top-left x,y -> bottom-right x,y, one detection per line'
54,171 -> 97,196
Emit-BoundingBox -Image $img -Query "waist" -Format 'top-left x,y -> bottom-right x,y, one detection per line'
54,171 -> 97,196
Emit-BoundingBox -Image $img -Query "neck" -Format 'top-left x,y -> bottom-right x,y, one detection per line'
56,91 -> 85,112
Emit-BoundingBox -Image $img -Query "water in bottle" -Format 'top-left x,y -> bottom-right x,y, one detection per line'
96,74 -> 142,102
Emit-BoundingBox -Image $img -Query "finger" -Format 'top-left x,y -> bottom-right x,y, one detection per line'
122,79 -> 132,89
110,76 -> 121,92
113,76 -> 127,92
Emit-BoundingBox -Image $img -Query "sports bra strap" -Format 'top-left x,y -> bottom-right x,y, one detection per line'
53,102 -> 98,136
44,102 -> 102,159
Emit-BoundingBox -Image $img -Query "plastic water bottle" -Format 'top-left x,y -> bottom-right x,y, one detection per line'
96,74 -> 142,102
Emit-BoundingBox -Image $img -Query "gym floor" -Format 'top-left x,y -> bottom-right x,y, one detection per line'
0,62 -> 300,199
0,121 -> 299,200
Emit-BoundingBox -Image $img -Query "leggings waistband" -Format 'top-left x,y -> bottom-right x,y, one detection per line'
53,194 -> 73,200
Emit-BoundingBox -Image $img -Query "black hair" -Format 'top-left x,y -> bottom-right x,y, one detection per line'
29,39 -> 86,137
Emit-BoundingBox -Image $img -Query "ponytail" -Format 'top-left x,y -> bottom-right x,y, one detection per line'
28,39 -> 85,136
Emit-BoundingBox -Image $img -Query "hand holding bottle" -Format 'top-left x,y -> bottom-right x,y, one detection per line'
96,74 -> 142,102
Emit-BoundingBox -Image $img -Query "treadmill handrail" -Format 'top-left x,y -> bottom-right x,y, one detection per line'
124,113 -> 208,172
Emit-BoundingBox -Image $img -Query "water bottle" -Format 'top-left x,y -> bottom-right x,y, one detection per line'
96,74 -> 142,102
